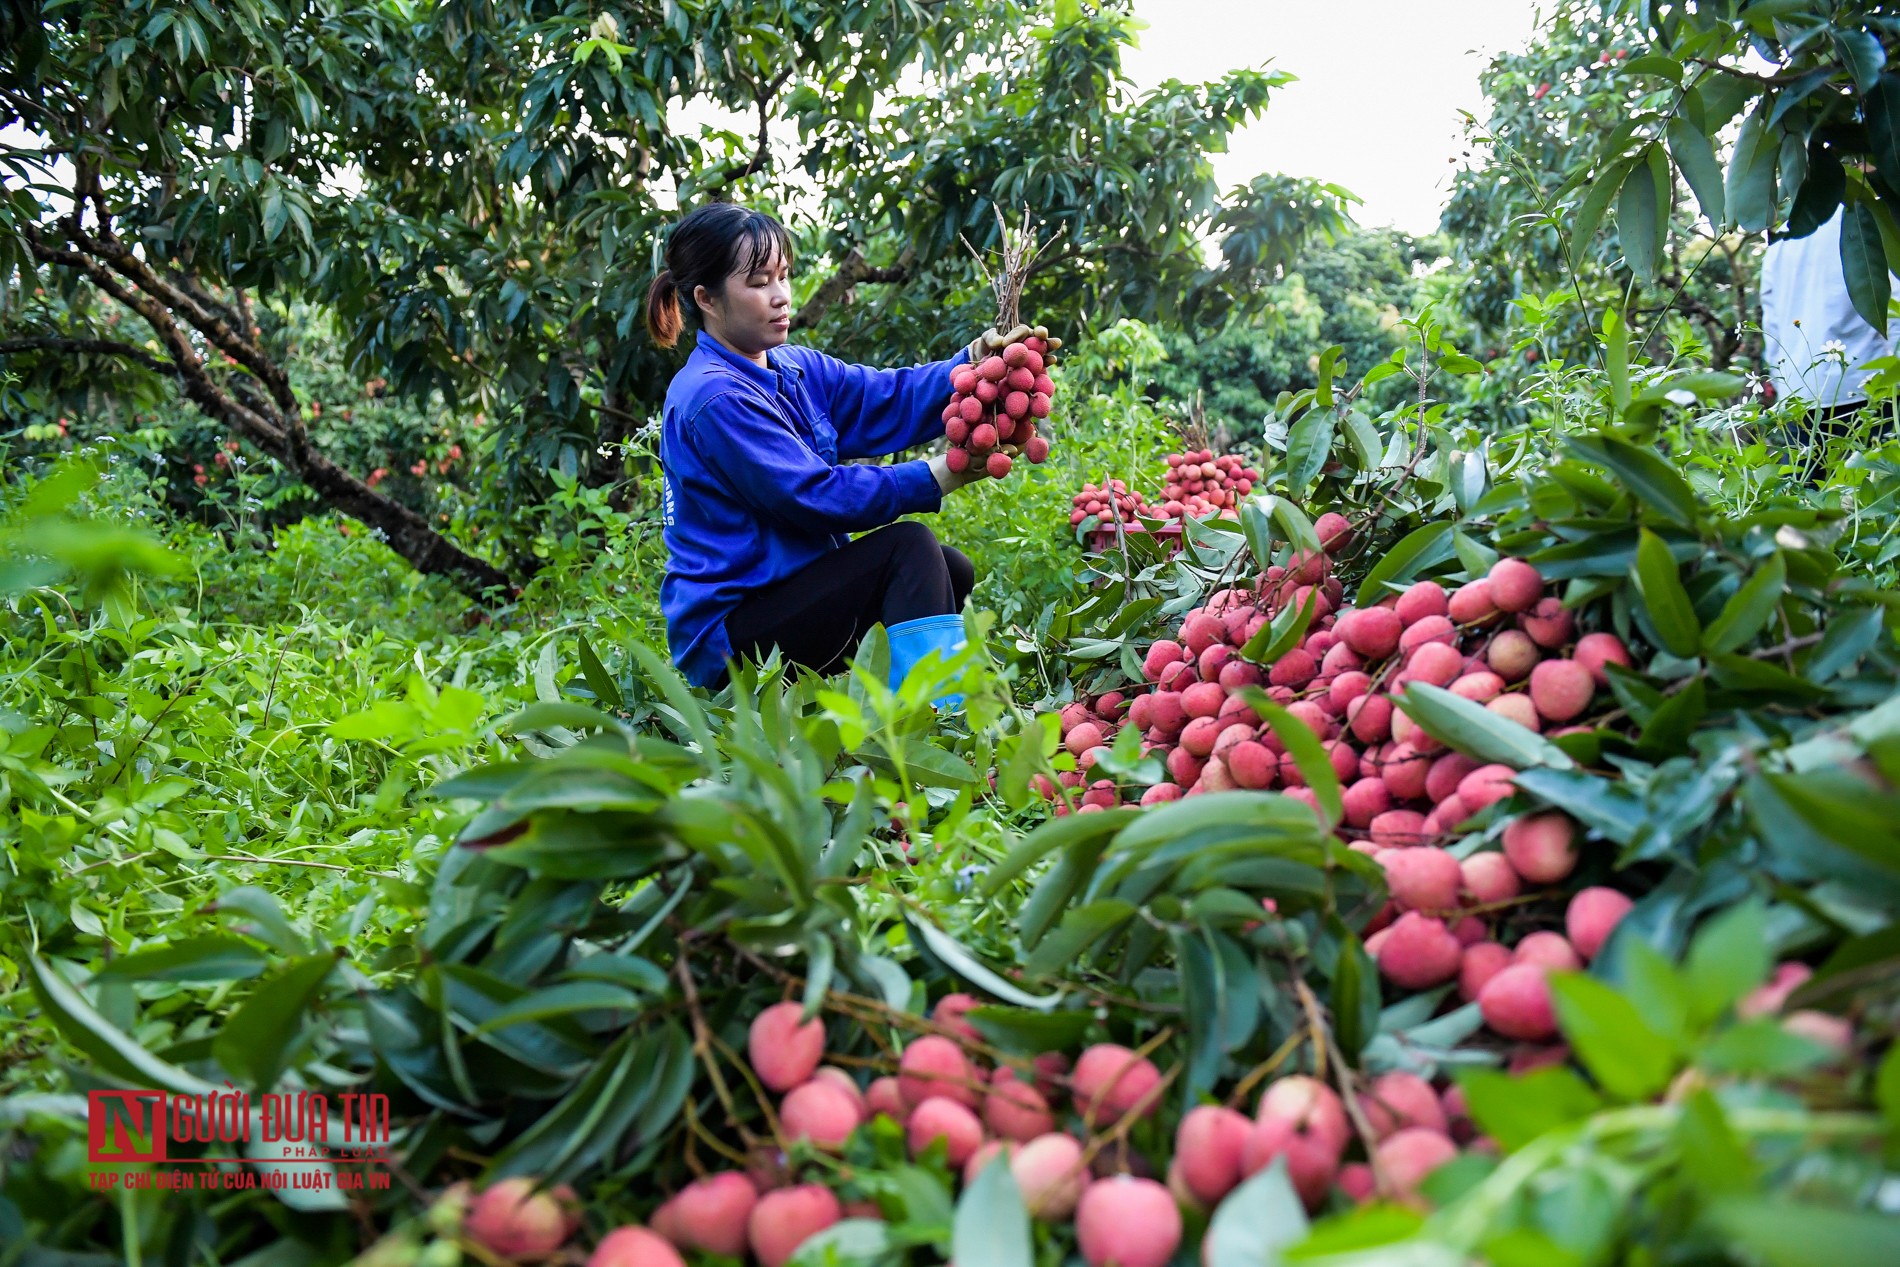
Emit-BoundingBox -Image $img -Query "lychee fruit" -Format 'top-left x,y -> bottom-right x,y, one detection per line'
1071,1043 -> 1162,1125
1012,1132 -> 1088,1220
748,1002 -> 825,1093
780,1079 -> 862,1149
1520,597 -> 1575,648
1513,930 -> 1582,972
1173,1104 -> 1252,1205
1341,607 -> 1403,659
1374,1127 -> 1458,1200
1485,630 -> 1540,682
1487,558 -> 1543,613
1459,941 -> 1513,1002
1075,1176 -> 1182,1267
587,1227 -> 686,1267
905,1096 -> 984,1166
1381,847 -> 1464,912
1501,812 -> 1579,884
1375,912 -> 1463,989
466,1179 -> 580,1261
1528,657 -> 1594,723
983,1068 -> 1056,1142
1566,886 -> 1633,961
1459,852 -> 1521,903
897,1035 -> 979,1109
1395,581 -> 1450,626
1357,1071 -> 1449,1140
747,1185 -> 842,1267
1574,631 -> 1632,686
1479,963 -> 1557,1040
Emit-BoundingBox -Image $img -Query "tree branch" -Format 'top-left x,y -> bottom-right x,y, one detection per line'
0,336 -> 173,374
708,66 -> 794,193
22,225 -> 516,597
789,245 -> 915,330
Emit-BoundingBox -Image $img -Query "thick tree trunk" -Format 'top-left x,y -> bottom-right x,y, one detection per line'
24,217 -> 516,598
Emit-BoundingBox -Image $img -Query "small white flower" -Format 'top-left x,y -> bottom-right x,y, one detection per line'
1665,388 -> 1697,407
1822,339 -> 1847,357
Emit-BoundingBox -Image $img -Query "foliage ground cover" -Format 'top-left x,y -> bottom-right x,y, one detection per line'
4,2 -> 1900,1266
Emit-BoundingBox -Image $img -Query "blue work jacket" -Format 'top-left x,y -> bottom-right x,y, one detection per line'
658,330 -> 970,688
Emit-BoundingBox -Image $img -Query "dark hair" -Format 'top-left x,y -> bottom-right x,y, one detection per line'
645,204 -> 795,348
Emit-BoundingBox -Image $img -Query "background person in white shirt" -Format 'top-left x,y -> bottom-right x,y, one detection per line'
1760,204 -> 1900,411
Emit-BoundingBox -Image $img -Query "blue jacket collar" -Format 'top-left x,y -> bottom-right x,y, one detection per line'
693,330 -> 804,387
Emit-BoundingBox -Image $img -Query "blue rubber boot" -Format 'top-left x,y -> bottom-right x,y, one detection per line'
885,614 -> 968,709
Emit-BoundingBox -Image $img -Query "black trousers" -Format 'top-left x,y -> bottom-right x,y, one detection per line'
724,522 -> 976,678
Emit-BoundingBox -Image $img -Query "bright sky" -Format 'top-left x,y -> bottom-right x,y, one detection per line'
1122,0 -> 1544,235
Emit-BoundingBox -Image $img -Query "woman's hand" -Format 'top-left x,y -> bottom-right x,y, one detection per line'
928,451 -> 989,494
967,323 -> 1061,360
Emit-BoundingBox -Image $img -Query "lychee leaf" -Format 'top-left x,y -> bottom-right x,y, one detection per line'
1632,528 -> 1702,657
1356,521 -> 1455,605
1239,585 -> 1320,666
950,1153 -> 1032,1267
1549,972 -> 1679,1101
1204,1157 -> 1307,1265
1455,1066 -> 1603,1153
1397,683 -> 1577,772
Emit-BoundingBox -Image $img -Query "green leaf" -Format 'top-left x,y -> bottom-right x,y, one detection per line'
1866,73 -> 1900,180
1329,922 -> 1380,1062
212,954 -> 339,1093
1314,344 -> 1343,407
1726,101 -> 1779,231
788,1220 -> 894,1266
203,886 -> 309,956
952,1154 -> 1032,1267
1549,973 -> 1678,1101
93,936 -> 269,983
1603,308 -> 1631,415
1834,29 -> 1887,93
1876,1041 -> 1900,1132
576,634 -> 623,709
1675,1088 -> 1757,1195
982,809 -> 1133,896
1564,435 -> 1697,527
1840,197 -> 1892,331
1025,901 -> 1135,978
1511,768 -> 1644,844
472,981 -> 644,1034
1704,1201 -> 1900,1267
1684,897 -> 1771,1025
1263,495 -> 1322,556
1283,408 -> 1336,496
502,700 -> 620,735
1618,148 -> 1667,281
905,915 -> 1060,1011
1700,1019 -> 1835,1076
1456,1067 -> 1603,1152
1571,158 -> 1628,263
1702,553 -> 1785,655
1237,689 -> 1344,825
1204,1158 -> 1308,1265
965,1007 -> 1094,1055
28,956 -> 216,1095
1398,683 -> 1577,771
1632,529 -> 1701,658
1356,522 -> 1454,606
1240,587 -> 1320,667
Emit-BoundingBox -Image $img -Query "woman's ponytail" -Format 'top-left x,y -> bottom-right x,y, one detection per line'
646,268 -> 683,348
645,204 -> 794,350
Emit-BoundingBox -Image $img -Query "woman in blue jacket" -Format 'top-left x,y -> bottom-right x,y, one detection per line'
646,204 -> 1030,691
